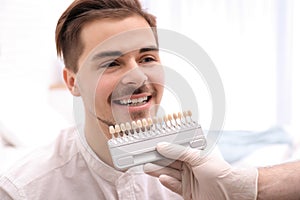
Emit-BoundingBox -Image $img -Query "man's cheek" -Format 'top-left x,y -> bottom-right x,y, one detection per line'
95,84 -> 111,104
146,65 -> 165,85
155,84 -> 164,103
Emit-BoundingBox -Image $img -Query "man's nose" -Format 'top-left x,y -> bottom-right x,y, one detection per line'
121,63 -> 148,87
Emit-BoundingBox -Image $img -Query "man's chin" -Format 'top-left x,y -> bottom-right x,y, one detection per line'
129,110 -> 151,121
110,109 -> 151,123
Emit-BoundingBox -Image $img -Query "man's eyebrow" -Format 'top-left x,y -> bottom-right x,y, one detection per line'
92,51 -> 122,60
92,46 -> 159,61
139,46 -> 159,53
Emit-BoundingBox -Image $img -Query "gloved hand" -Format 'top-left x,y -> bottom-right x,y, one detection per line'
144,142 -> 258,200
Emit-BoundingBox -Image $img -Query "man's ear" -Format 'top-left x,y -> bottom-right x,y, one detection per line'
63,68 -> 80,96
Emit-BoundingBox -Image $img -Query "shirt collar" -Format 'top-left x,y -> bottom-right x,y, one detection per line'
74,126 -> 123,183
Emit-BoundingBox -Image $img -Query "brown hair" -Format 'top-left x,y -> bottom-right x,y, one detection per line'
55,0 -> 157,73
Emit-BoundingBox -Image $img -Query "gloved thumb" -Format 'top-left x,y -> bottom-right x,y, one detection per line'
156,142 -> 202,166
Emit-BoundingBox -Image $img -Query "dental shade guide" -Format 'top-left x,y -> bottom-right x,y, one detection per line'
107,110 -> 206,170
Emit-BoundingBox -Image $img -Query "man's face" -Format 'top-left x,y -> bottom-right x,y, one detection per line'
75,15 -> 164,138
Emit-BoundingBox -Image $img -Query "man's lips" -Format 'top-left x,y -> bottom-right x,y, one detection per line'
112,94 -> 152,106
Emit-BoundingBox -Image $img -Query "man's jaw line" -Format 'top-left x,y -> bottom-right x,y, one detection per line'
96,116 -> 115,127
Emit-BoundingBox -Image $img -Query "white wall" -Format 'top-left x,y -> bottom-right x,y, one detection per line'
0,0 -> 74,146
144,0 -> 299,131
291,0 -> 300,139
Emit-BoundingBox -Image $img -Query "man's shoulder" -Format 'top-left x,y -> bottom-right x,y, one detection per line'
0,126 -> 81,188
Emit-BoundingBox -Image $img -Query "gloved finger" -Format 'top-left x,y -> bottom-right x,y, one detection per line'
144,163 -> 182,181
181,163 -> 192,200
153,159 -> 183,170
159,174 -> 182,196
156,142 -> 201,166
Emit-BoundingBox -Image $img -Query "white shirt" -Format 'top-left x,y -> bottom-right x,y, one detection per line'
0,127 -> 182,200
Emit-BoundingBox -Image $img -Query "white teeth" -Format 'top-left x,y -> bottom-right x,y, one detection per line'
118,96 -> 148,105
138,97 -> 144,102
119,99 -> 127,105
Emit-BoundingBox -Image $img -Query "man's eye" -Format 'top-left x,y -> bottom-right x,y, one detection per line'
141,56 -> 156,63
100,61 -> 119,68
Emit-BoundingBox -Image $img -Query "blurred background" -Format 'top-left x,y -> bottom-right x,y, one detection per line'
0,0 -> 299,171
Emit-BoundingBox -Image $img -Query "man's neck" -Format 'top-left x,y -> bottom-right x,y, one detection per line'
84,118 -> 114,168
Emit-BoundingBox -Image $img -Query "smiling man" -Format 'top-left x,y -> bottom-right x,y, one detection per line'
0,0 -> 181,199
64,17 -> 165,166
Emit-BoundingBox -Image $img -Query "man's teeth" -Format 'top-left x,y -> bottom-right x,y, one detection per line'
119,96 -> 148,105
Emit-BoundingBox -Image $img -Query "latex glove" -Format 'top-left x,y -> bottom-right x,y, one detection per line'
144,142 -> 258,200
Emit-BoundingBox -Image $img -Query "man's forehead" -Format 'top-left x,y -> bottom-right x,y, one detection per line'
90,28 -> 157,58
79,16 -> 157,68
